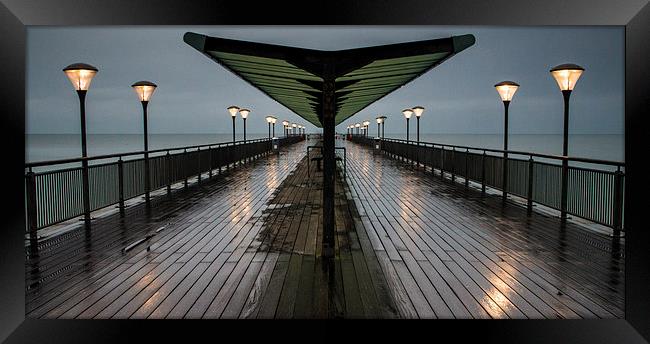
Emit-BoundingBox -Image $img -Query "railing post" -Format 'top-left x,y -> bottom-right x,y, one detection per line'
208,146 -> 213,179
527,156 -> 534,214
81,159 -> 91,228
166,151 -> 172,195
183,148 -> 188,188
225,145 -> 230,171
440,146 -> 445,180
613,167 -> 624,236
451,147 -> 456,182
218,146 -> 222,175
465,149 -> 469,188
430,146 -> 435,175
560,157 -> 568,221
197,147 -> 201,184
481,151 -> 486,194
26,170 -> 38,243
118,158 -> 125,215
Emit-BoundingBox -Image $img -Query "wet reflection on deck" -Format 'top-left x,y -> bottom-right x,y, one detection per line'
25,138 -> 623,319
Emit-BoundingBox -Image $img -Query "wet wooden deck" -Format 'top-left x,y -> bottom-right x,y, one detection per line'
25,138 -> 624,319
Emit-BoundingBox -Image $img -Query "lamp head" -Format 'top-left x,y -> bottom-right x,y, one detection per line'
239,108 -> 250,119
63,63 -> 98,91
402,108 -> 413,119
550,63 -> 585,91
412,106 -> 425,117
131,81 -> 157,102
494,81 -> 520,102
227,106 -> 240,117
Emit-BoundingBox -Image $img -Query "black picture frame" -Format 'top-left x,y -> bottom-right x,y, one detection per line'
1,1 -> 648,342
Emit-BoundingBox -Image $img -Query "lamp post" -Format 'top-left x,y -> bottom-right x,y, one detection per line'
131,81 -> 158,204
403,109 -> 413,142
355,123 -> 361,135
495,81 -> 520,202
266,115 -> 274,139
292,123 -> 297,135
239,108 -> 250,142
271,117 -> 277,137
63,63 -> 98,227
227,106 -> 239,143
376,117 -> 382,138
379,116 -> 387,139
282,120 -> 289,137
412,106 -> 424,144
363,120 -> 370,137
550,63 -> 585,221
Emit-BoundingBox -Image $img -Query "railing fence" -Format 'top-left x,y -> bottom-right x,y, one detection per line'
349,135 -> 625,233
25,136 -> 305,236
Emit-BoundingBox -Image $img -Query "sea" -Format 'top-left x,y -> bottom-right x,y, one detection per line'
25,133 -> 624,169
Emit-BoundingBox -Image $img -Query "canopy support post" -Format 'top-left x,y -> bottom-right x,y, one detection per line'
322,72 -> 336,258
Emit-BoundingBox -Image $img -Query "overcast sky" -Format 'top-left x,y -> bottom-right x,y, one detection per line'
26,26 -> 623,135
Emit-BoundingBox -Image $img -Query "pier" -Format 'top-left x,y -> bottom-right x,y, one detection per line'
25,137 -> 624,319
23,32 -> 625,320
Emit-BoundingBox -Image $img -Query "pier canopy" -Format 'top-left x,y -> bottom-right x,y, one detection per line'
183,32 -> 475,127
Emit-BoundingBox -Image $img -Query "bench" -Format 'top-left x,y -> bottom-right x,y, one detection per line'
311,156 -> 343,171
311,156 -> 323,171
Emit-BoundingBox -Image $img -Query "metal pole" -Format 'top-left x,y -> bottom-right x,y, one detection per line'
613,167 -> 624,236
26,171 -> 38,243
197,147 -> 201,183
465,148 -> 469,187
208,146 -> 213,178
118,158 -> 125,215
560,90 -> 571,221
243,117 -> 247,143
166,151 -> 172,194
382,122 -> 385,139
527,155 -> 534,214
77,90 -> 91,228
502,100 -> 510,203
481,151 -> 486,193
183,148 -> 188,187
406,117 -> 410,143
416,116 -> 420,143
272,123 -> 275,138
232,116 -> 236,143
451,147 -> 456,182
321,71 -> 336,259
268,122 -> 271,139
142,101 -> 150,204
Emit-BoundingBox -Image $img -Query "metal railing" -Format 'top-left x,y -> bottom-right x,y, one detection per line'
348,134 -> 375,147
25,136 -> 305,237
372,138 -> 625,233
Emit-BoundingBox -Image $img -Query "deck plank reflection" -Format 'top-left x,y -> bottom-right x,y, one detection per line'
25,138 -> 624,319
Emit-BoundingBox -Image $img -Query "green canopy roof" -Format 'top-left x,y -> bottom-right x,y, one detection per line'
184,32 -> 475,127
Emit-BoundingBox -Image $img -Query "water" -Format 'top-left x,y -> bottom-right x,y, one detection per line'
26,133 -> 269,163
380,133 -> 624,162
26,133 -> 624,167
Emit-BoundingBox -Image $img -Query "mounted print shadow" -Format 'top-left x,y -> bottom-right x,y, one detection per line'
24,26 -> 624,319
